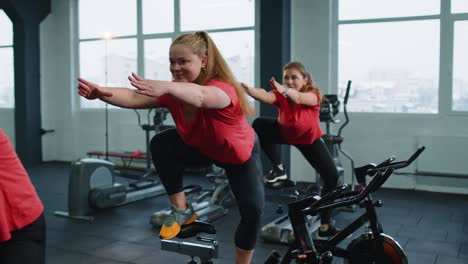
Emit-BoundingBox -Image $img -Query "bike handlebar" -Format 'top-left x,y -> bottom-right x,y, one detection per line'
303,169 -> 394,215
367,146 -> 425,175
303,147 -> 425,215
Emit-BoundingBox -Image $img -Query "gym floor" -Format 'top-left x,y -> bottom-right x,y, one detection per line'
30,162 -> 468,264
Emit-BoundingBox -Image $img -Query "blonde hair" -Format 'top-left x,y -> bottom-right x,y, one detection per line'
171,31 -> 255,116
283,61 -> 322,102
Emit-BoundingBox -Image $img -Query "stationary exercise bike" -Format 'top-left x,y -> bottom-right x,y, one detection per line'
265,146 -> 425,264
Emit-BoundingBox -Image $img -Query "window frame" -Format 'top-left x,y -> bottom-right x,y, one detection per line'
331,0 -> 468,116
74,0 -> 259,110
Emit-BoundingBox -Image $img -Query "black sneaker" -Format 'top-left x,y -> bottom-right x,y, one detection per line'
264,168 -> 287,183
317,225 -> 340,239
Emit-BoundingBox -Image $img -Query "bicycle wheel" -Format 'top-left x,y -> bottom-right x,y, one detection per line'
344,233 -> 407,264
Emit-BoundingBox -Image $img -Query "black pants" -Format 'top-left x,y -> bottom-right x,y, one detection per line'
150,128 -> 264,250
252,117 -> 339,224
0,213 -> 46,264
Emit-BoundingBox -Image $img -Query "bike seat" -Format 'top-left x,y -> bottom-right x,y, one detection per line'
177,220 -> 216,239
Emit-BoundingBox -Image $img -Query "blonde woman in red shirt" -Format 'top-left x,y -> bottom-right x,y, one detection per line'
0,129 -> 46,264
241,61 -> 339,238
78,31 -> 264,264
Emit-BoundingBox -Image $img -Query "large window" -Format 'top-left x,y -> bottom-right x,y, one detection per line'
338,0 -> 468,114
452,21 -> 468,111
0,10 -> 14,108
78,0 -> 256,109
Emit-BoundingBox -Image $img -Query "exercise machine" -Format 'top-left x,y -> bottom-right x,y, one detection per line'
161,221 -> 219,264
320,80 -> 355,189
261,192 -> 321,245
150,165 -> 233,226
54,109 -> 172,222
260,82 -> 355,244
265,147 -> 425,264
133,108 -> 173,178
54,158 -> 165,222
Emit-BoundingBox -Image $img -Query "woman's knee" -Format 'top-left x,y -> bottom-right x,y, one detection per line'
150,135 -> 162,159
251,118 -> 262,133
240,200 -> 263,228
150,131 -> 174,161
236,203 -> 263,249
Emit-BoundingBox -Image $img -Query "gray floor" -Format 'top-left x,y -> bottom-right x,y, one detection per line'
28,162 -> 468,264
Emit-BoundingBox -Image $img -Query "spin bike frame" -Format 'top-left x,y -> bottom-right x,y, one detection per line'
277,147 -> 425,264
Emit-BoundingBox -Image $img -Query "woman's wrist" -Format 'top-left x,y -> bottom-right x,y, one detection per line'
281,87 -> 290,96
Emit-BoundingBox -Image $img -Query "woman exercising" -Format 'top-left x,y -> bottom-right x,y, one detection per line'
241,61 -> 339,237
77,31 -> 264,264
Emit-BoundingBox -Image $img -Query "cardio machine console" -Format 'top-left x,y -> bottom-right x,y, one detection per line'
319,95 -> 340,122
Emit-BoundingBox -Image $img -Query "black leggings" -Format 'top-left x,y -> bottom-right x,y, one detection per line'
252,117 -> 339,224
0,213 -> 46,264
150,128 -> 264,250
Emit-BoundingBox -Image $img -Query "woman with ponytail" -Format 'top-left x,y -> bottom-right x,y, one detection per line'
77,31 -> 263,263
241,61 -> 339,238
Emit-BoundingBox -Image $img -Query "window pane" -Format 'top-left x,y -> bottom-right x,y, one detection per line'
143,0 -> 174,34
452,0 -> 468,14
144,38 -> 172,81
452,21 -> 468,111
0,10 -> 13,46
181,0 -> 255,31
338,20 -> 439,113
209,30 -> 255,88
80,38 -> 137,108
79,0 -> 136,39
339,0 -> 440,20
0,47 -> 14,108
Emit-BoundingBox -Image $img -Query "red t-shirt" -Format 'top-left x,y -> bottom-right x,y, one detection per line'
157,79 -> 255,164
272,90 -> 323,144
0,129 -> 44,242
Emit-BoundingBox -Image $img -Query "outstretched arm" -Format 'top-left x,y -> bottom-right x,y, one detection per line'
128,72 -> 231,109
269,77 -> 319,106
77,77 -> 158,109
240,82 -> 276,105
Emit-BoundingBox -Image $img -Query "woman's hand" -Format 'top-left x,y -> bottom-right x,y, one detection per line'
128,72 -> 169,97
269,77 -> 287,94
240,82 -> 252,95
77,77 -> 113,99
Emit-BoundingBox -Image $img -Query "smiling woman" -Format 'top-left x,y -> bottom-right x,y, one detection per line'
77,31 -> 264,264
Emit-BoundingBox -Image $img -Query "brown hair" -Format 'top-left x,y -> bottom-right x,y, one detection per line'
283,61 -> 322,102
171,31 -> 255,116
